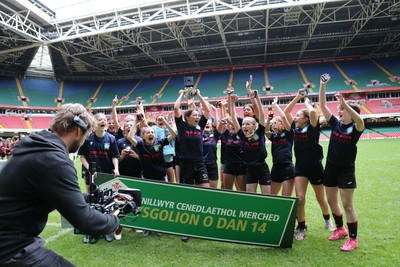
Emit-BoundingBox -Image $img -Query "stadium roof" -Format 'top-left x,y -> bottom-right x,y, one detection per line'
0,0 -> 399,81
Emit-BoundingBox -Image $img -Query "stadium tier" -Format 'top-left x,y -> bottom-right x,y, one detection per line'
365,98 -> 400,114
0,76 -> 21,106
28,116 -> 53,130
231,68 -> 265,95
91,80 -> 140,108
0,116 -> 29,129
335,59 -> 395,90
62,80 -> 102,106
300,63 -> 344,92
18,78 -> 59,107
196,70 -> 231,98
1,57 -> 399,106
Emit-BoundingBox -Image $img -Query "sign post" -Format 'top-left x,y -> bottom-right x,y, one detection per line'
97,173 -> 298,248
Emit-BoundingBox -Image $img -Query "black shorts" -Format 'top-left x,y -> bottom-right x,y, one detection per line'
173,156 -> 180,166
271,163 -> 294,183
180,161 -> 209,185
205,162 -> 219,181
224,162 -> 246,176
323,161 -> 357,189
165,161 -> 174,168
295,162 -> 324,185
245,163 -> 271,185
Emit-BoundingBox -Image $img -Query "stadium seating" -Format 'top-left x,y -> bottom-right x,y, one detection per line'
0,76 -> 21,106
28,116 -> 53,130
18,78 -> 59,107
128,77 -> 168,106
160,74 -> 199,103
301,62 -> 344,92
197,71 -> 231,99
376,56 -> 400,82
335,59 -> 394,90
91,80 -> 139,108
369,126 -> 400,138
266,65 -> 304,94
62,80 -> 101,106
231,67 -> 265,96
364,98 -> 400,114
0,115 -> 28,129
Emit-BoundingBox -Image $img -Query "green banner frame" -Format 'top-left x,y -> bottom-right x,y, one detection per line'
97,173 -> 298,248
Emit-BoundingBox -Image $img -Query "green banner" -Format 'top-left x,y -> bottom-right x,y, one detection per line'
97,173 -> 298,248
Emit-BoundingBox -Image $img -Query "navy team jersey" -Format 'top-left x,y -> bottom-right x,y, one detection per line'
202,129 -> 221,164
175,115 -> 207,162
117,137 -> 142,178
135,138 -> 170,180
237,124 -> 267,165
221,130 -> 242,163
78,132 -> 120,174
292,121 -> 323,165
326,116 -> 363,166
268,129 -> 294,164
107,127 -> 124,140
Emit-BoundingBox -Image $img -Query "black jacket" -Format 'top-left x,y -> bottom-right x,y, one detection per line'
0,130 -> 119,263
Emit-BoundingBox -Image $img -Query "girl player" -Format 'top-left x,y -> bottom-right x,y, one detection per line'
319,74 -> 364,252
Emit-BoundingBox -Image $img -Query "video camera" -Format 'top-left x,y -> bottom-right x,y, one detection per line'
74,186 -> 142,238
87,185 -> 141,217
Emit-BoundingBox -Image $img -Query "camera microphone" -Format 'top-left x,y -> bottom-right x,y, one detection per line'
89,162 -> 96,174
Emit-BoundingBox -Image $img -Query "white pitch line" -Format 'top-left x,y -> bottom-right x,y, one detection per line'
45,228 -> 73,243
46,222 -> 61,227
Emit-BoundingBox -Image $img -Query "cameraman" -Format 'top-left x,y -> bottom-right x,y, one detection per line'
0,104 -> 121,266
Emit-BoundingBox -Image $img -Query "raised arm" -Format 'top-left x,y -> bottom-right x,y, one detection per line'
272,96 -> 290,131
174,90 -> 185,118
246,75 -> 260,119
196,89 -> 210,119
253,89 -> 264,127
126,118 -> 138,147
335,94 -> 365,132
230,94 -> 240,134
111,95 -> 121,130
208,102 -> 219,127
318,73 -> 333,122
284,89 -> 306,125
304,97 -> 318,127
160,116 -> 177,142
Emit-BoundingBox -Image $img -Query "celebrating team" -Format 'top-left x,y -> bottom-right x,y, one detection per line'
80,74 -> 363,252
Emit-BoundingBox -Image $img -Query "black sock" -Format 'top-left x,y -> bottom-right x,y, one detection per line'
323,214 -> 330,221
298,220 -> 306,229
333,213 -> 343,228
347,221 -> 358,238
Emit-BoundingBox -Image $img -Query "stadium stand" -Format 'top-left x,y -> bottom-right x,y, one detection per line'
18,78 -> 59,107
129,77 -> 168,105
335,59 -> 393,90
301,62 -> 344,92
231,67 -> 265,96
1,58 -> 399,140
266,65 -> 305,94
159,74 -> 200,103
0,76 -> 21,106
91,80 -> 139,108
197,70 -> 231,98
376,56 -> 400,82
369,126 -> 400,138
28,116 -> 53,130
365,98 -> 400,114
0,115 -> 28,129
62,80 -> 101,106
